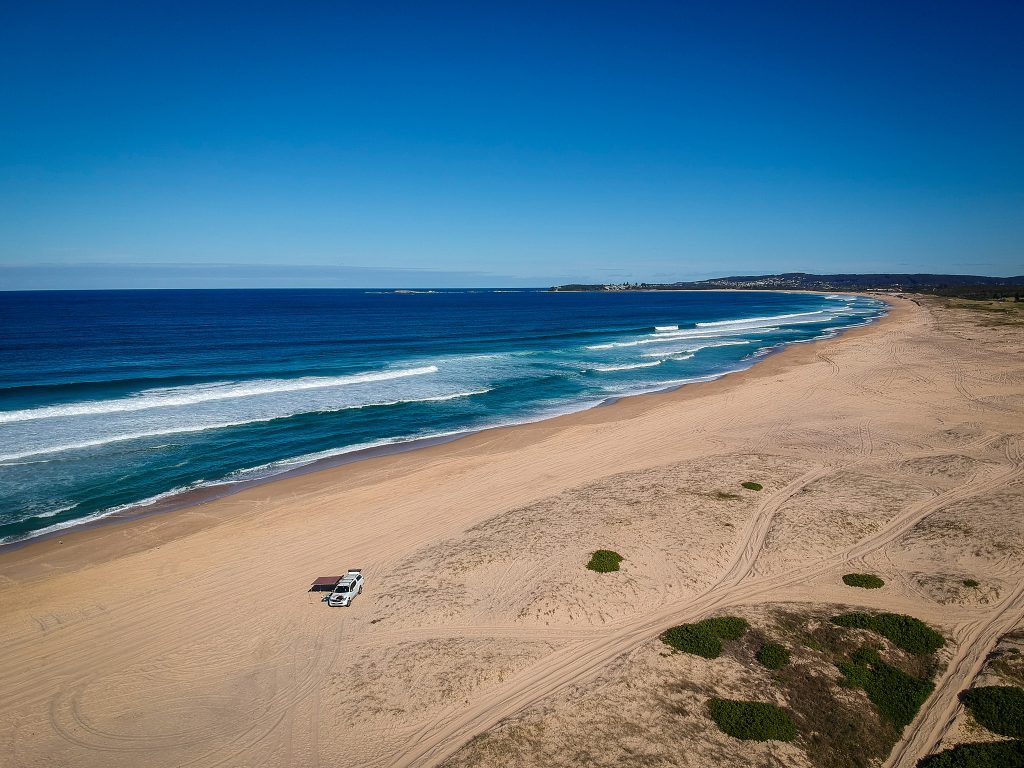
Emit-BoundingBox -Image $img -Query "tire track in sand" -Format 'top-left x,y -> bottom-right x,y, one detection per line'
381,439 -> 1022,768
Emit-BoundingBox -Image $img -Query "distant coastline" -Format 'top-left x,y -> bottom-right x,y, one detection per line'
550,271 -> 1024,300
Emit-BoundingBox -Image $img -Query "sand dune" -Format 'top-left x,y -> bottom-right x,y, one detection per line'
1,294 -> 1022,767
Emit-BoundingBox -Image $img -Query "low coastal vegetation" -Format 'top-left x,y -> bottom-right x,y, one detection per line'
842,573 -> 885,589
659,609 -> 948,763
837,647 -> 934,729
741,481 -> 763,491
963,579 -> 980,588
661,616 -> 748,658
757,642 -> 791,669
585,549 -> 623,573
743,608 -> 945,765
707,699 -> 797,742
831,612 -> 946,655
959,686 -> 1024,738
917,740 -> 1024,767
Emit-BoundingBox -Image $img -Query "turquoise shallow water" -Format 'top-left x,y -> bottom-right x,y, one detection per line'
0,289 -> 885,543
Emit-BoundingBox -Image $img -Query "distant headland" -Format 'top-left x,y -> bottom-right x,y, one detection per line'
550,272 -> 1024,300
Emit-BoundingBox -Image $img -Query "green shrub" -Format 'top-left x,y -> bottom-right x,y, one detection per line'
708,699 -> 797,741
862,660 -> 934,728
758,642 -> 791,669
843,573 -> 885,589
831,612 -> 945,655
963,579 -> 980,588
586,549 -> 623,572
702,616 -> 749,640
741,481 -> 763,491
917,740 -> 1024,767
661,616 -> 749,658
960,686 -> 1024,738
837,660 -> 871,689
852,647 -> 882,665
837,653 -> 934,729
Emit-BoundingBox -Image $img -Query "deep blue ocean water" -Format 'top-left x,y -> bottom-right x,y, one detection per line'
0,289 -> 885,543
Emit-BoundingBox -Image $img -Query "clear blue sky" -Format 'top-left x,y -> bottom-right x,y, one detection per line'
1,1 -> 1021,288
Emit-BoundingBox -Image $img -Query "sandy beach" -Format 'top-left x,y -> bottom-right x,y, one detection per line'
2,294 -> 1023,768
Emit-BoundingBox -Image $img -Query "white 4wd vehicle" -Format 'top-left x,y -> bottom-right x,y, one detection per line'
327,569 -> 364,607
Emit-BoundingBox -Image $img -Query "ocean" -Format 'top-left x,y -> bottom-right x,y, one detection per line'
0,288 -> 886,544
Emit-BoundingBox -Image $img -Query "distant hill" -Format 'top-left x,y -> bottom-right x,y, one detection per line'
551,273 -> 1024,299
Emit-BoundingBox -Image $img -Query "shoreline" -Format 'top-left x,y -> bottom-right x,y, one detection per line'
0,292 -> 898,571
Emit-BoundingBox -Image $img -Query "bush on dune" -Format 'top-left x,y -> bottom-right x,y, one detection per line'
917,740 -> 1024,767
757,642 -> 791,669
586,549 -> 623,572
661,616 -> 749,658
707,699 -> 797,741
842,573 -> 885,589
741,481 -> 763,491
959,686 -> 1024,738
837,648 -> 934,729
831,612 -> 945,655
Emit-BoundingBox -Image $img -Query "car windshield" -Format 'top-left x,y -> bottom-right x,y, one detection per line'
336,584 -> 350,592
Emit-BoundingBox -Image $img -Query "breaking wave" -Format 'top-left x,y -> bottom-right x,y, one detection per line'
0,366 -> 440,424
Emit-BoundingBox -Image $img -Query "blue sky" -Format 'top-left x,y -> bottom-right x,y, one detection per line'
1,1 -> 1021,288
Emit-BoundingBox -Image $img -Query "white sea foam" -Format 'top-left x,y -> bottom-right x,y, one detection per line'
640,340 -> 752,357
695,310 -> 830,328
0,422 -> 257,462
0,388 -> 492,463
599,372 -> 729,397
588,360 -> 663,372
654,324 -> 679,332
0,366 -> 440,424
585,328 -> 758,350
31,503 -> 78,520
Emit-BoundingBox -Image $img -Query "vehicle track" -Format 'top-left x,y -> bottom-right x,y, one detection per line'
380,438 -> 1023,768
883,577 -> 1024,768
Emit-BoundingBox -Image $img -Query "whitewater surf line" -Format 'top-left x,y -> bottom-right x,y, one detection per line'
0,366 -> 440,424
0,388 -> 492,462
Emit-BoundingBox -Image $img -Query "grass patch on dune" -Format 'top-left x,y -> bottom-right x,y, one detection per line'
585,549 -> 623,573
963,579 -> 980,588
837,648 -> 934,729
843,573 -> 886,589
917,740 -> 1024,767
708,699 -> 797,742
661,616 -> 748,659
832,612 -> 945,655
757,642 -> 791,670
741,481 -> 763,491
960,686 -> 1024,738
